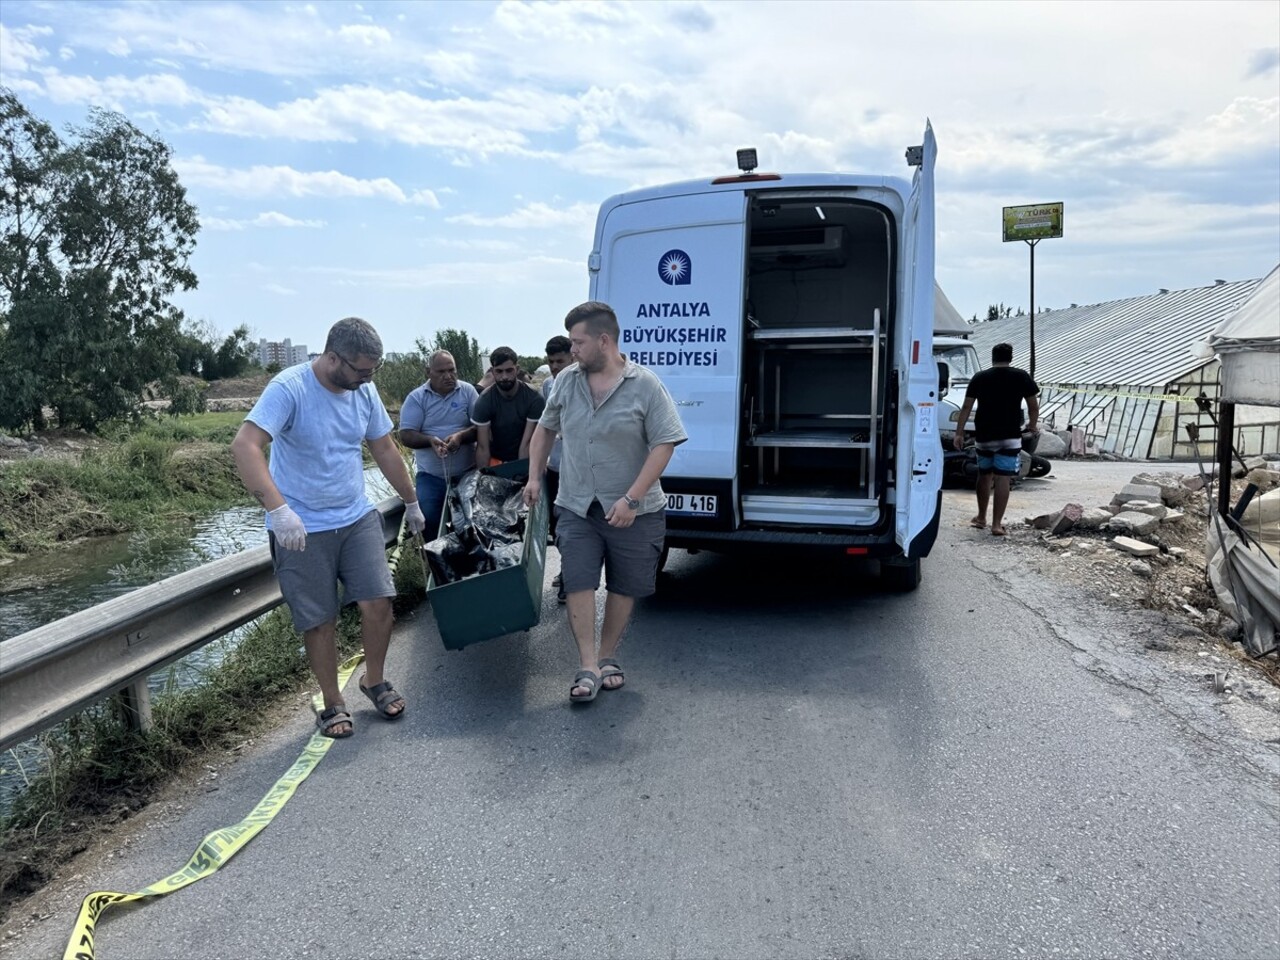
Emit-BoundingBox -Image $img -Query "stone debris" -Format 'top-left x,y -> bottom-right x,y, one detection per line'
1124,500 -> 1168,520
1130,472 -> 1193,507
1107,511 -> 1160,536
1163,509 -> 1185,523
1110,536 -> 1160,557
1034,430 -> 1068,458
1181,474 -> 1207,493
1245,468 -> 1280,491
1232,455 -> 1269,478
1111,483 -> 1164,509
1129,560 -> 1154,577
1029,502 -> 1083,534
1076,507 -> 1115,530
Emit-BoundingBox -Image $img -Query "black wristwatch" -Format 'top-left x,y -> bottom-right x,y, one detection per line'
622,494 -> 640,510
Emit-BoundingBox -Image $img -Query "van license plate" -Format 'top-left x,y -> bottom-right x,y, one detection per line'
666,493 -> 717,516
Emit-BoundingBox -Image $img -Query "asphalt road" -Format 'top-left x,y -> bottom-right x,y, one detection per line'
10,461 -> 1280,960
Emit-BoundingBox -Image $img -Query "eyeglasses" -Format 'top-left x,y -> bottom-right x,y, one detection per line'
336,353 -> 383,379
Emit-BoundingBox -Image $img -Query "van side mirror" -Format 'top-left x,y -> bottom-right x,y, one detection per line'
937,360 -> 950,398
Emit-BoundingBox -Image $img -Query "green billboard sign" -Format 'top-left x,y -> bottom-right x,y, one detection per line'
1002,202 -> 1064,242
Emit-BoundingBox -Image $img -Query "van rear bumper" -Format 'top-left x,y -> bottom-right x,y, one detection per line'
664,526 -> 902,558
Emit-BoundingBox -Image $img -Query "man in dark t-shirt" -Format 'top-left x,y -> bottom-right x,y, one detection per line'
472,346 -> 546,465
952,342 -> 1040,536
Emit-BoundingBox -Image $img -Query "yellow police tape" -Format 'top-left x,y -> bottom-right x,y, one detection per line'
1049,385 -> 1205,405
63,652 -> 366,960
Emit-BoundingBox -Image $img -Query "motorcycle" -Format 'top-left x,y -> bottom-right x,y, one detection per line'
941,429 -> 1052,487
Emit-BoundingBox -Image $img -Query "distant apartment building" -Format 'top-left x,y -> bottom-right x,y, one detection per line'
258,338 -> 308,368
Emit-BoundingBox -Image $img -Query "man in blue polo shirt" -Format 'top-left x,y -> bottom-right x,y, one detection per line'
399,350 -> 479,538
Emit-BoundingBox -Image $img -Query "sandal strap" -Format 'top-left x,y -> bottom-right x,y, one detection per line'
572,670 -> 599,689
598,658 -> 621,670
362,680 -> 404,707
316,706 -> 352,731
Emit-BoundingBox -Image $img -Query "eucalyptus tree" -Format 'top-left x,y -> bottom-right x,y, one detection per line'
0,89 -> 199,431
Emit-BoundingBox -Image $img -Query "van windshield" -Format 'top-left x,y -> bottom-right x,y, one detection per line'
936,344 -> 981,384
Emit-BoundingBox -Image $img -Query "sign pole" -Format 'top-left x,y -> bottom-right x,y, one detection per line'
1027,238 -> 1039,380
1002,202 -> 1061,381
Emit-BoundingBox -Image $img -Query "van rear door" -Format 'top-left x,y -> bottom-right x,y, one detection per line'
895,121 -> 943,556
590,190 -> 748,489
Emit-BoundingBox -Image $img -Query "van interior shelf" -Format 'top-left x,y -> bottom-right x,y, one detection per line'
750,327 -> 877,341
747,430 -> 873,449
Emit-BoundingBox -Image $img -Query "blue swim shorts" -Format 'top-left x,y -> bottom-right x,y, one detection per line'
975,440 -> 1022,477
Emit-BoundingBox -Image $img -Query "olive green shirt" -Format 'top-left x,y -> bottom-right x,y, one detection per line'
539,360 -> 687,517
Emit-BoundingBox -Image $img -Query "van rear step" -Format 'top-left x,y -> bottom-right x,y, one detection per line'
740,493 -> 878,527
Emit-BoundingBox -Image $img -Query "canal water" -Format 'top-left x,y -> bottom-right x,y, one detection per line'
0,471 -> 398,813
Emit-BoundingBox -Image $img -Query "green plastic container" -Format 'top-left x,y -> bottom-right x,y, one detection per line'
425,459 -> 549,650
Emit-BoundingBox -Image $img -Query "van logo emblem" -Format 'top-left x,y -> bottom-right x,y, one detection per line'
658,249 -> 692,286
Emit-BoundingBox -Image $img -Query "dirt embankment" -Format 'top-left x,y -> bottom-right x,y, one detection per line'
199,374 -> 272,402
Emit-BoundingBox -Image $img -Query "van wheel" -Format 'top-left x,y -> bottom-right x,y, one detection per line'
880,558 -> 921,592
657,544 -> 671,574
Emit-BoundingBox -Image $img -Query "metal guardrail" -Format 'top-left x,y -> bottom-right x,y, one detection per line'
0,498 -> 407,752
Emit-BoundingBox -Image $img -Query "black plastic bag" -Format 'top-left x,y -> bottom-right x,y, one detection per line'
425,471 -> 528,585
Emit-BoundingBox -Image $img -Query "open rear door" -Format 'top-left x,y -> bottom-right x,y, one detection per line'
590,190 -> 748,485
895,121 -> 943,557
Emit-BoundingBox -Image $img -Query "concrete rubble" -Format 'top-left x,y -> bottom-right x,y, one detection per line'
1028,470 -> 1213,559
1111,536 -> 1160,557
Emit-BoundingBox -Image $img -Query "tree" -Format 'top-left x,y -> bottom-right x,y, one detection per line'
206,324 -> 254,380
0,90 -> 199,431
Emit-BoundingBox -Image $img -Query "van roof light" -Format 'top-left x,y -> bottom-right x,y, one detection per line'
736,148 -> 758,174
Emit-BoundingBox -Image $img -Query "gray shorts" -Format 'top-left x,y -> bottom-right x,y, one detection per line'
269,509 -> 395,632
555,502 -> 665,599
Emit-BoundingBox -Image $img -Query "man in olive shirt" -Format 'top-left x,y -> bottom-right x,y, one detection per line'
524,301 -> 687,703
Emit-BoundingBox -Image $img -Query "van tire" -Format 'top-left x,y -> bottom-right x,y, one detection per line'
880,558 -> 921,592
657,544 -> 671,574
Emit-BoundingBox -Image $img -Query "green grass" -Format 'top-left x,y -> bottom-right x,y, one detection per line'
0,413 -> 253,556
110,410 -> 249,444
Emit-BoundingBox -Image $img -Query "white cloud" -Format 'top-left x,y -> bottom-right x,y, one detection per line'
177,157 -> 439,206
105,36 -> 130,57
202,211 -> 326,231
37,70 -> 202,109
337,24 -> 391,46
264,283 -> 298,295
445,201 -> 597,230
0,23 -> 51,74
423,237 -> 521,252
313,254 -> 581,288
1154,97 -> 1280,167
197,85 -> 570,157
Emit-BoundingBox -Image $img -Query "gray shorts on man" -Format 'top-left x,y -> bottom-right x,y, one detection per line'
269,510 -> 395,632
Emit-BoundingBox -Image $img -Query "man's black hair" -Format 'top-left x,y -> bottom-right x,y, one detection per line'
489,345 -> 518,368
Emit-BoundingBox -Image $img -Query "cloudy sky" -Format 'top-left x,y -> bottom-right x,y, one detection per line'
1,0 -> 1277,358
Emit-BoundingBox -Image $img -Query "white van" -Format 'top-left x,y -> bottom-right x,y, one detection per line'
587,124 -> 944,590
